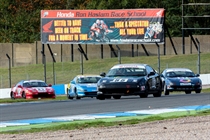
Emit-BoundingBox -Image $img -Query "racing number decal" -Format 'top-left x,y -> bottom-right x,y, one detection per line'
17,88 -> 21,96
152,77 -> 156,87
112,79 -> 128,82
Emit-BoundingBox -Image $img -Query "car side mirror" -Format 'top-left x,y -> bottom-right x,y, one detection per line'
195,74 -> 200,77
48,84 -> 52,87
100,72 -> 106,77
17,85 -> 22,88
160,74 -> 164,77
148,71 -> 155,76
71,81 -> 76,84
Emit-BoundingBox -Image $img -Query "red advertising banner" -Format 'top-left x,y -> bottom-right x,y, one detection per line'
41,9 -> 165,44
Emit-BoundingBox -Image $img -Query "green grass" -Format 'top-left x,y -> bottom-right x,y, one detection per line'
1,109 -> 209,134
0,95 -> 67,103
0,52 -> 210,88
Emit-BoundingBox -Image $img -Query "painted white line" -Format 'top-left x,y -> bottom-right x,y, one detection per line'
125,108 -> 194,115
45,115 -> 96,121
0,123 -> 30,127
0,124 -> 7,127
88,115 -> 116,119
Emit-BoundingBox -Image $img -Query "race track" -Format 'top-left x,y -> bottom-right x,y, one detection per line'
0,93 -> 210,122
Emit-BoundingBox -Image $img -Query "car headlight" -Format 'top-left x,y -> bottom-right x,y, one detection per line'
132,79 -> 138,82
27,88 -> 37,92
48,88 -> 54,92
26,90 -> 33,95
196,82 -> 201,85
77,87 -> 85,92
98,85 -> 106,88
139,79 -> 146,85
169,81 -> 174,85
101,80 -> 107,83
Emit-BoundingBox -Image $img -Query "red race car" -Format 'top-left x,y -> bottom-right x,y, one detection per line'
10,80 -> 56,99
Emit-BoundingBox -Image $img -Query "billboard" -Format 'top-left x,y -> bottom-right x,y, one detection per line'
41,9 -> 165,44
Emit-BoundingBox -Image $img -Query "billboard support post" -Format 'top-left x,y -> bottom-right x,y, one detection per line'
47,44 -> 56,85
195,38 -> 200,74
101,44 -> 103,59
71,44 -> 74,62
131,44 -> 134,57
78,44 -> 88,60
6,54 -> 11,88
41,44 -> 46,83
155,42 -> 160,73
78,48 -> 84,75
116,45 -> 121,64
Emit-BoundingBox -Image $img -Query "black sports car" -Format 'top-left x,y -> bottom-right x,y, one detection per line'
161,68 -> 202,95
97,63 -> 162,100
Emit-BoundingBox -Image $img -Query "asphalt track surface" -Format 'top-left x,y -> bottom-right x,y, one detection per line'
0,93 -> 210,122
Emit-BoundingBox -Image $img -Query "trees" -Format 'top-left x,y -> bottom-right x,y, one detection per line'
0,0 -> 67,43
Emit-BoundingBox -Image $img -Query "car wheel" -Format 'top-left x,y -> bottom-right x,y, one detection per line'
195,90 -> 201,93
164,84 -> 169,95
185,90 -> 191,94
22,92 -> 26,99
66,88 -> 68,95
105,95 -> 112,99
97,95 -> 105,100
75,89 -> 81,100
140,93 -> 148,98
112,95 -> 121,99
140,84 -> 149,98
153,90 -> 162,97
67,89 -> 74,99
10,92 -> 15,99
67,94 -> 73,99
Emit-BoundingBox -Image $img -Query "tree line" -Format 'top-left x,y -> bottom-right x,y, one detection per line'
0,0 -> 210,43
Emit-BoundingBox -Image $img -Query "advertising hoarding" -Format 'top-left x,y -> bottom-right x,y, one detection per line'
41,9 -> 165,44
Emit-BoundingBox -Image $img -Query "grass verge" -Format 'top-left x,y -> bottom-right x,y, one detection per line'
1,109 -> 209,134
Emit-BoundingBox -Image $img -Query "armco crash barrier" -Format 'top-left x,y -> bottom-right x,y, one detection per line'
0,74 -> 210,99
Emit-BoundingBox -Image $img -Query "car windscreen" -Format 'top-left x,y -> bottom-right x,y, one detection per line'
78,77 -> 101,83
106,67 -> 146,77
23,82 -> 48,87
166,71 -> 195,77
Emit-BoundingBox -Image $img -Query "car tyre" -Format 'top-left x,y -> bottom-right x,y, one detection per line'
112,95 -> 121,99
66,88 -> 68,95
97,95 -> 105,100
185,90 -> 191,94
105,95 -> 112,99
140,84 -> 149,98
75,89 -> 81,99
164,84 -> 169,95
22,92 -> 26,99
153,82 -> 162,97
10,92 -> 15,99
67,94 -> 73,99
140,93 -> 148,98
195,90 -> 201,93
153,90 -> 162,97
76,96 -> 81,99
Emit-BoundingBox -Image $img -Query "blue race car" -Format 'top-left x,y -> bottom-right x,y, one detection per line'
161,68 -> 202,95
67,75 -> 101,99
